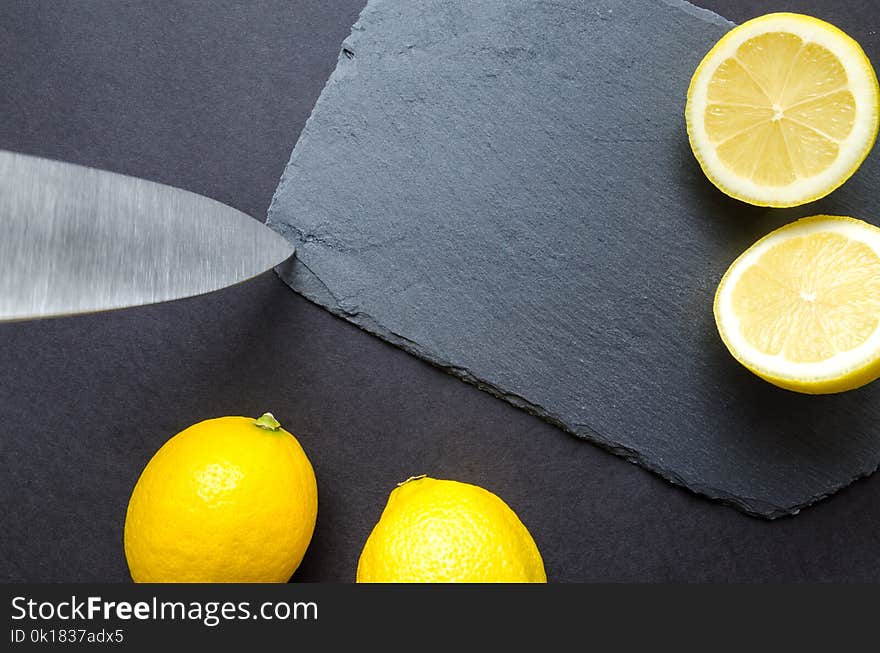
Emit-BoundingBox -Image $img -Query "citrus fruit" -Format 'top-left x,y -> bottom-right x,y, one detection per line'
356,476 -> 546,583
714,215 -> 880,393
686,13 -> 879,207
124,413 -> 317,583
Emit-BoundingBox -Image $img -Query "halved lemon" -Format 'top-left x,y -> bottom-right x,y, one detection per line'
715,215 -> 880,393
687,13 -> 880,207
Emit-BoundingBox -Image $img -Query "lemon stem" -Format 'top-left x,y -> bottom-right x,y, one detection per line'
254,412 -> 281,431
397,474 -> 426,487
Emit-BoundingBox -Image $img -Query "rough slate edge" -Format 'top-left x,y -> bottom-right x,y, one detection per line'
265,0 -> 853,520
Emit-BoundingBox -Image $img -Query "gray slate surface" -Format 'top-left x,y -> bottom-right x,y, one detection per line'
267,0 -> 880,518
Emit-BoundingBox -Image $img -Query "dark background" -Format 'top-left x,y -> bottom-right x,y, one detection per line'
1,0 -> 878,582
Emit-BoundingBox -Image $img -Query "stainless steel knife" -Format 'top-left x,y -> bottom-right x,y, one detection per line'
0,149 -> 294,321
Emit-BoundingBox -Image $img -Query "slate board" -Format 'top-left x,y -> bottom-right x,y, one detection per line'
267,0 -> 880,518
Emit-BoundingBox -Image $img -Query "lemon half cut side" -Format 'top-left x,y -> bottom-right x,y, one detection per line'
687,13 -> 880,207
714,215 -> 880,394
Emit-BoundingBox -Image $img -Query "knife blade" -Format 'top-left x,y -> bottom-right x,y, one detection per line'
0,149 -> 294,321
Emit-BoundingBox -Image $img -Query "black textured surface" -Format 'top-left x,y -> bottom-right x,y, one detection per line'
2,1 -> 880,582
267,0 -> 880,518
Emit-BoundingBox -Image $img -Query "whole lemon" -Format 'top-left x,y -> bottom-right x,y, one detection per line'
124,413 -> 317,583
356,476 -> 546,583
